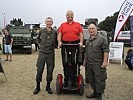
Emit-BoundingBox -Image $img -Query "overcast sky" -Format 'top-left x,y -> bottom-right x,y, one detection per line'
0,0 -> 124,28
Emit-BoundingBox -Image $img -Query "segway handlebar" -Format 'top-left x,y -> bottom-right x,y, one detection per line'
62,43 -> 80,46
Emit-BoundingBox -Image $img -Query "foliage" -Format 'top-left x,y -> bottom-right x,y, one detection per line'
98,11 -> 130,32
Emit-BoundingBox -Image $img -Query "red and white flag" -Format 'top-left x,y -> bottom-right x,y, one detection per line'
113,0 -> 133,41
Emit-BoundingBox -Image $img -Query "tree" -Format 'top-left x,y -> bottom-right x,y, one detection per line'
98,11 -> 130,32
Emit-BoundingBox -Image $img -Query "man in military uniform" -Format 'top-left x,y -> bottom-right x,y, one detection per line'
33,17 -> 57,95
85,23 -> 109,100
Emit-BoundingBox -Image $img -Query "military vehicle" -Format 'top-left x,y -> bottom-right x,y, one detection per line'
3,18 -> 32,54
82,18 -> 99,39
24,23 -> 40,44
84,18 -> 98,28
83,18 -> 113,43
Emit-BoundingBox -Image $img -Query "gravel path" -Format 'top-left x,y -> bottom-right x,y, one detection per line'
0,46 -> 133,100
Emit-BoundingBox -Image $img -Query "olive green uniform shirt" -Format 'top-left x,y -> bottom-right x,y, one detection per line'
37,28 -> 57,53
85,33 -> 109,64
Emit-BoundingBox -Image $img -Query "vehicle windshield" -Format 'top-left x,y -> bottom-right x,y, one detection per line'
10,28 -> 31,37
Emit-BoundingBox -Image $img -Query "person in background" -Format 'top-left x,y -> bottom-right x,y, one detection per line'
4,29 -> 13,61
33,17 -> 57,95
85,23 -> 109,100
34,31 -> 40,51
58,10 -> 83,87
125,48 -> 133,70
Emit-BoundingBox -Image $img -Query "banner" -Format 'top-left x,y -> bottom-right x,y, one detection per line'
113,0 -> 133,42
130,13 -> 133,47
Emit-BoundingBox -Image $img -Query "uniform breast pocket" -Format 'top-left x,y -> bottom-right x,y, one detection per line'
40,36 -> 46,42
93,44 -> 101,53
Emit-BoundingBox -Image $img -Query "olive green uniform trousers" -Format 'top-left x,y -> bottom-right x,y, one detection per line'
36,52 -> 55,83
87,63 -> 107,93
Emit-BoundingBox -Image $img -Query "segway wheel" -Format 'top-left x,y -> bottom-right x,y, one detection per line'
56,74 -> 63,95
77,74 -> 84,95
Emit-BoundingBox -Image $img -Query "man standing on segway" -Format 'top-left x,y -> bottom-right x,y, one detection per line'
58,10 -> 83,87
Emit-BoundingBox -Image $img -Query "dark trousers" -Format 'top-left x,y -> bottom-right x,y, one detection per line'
125,58 -> 133,70
36,52 -> 55,82
35,43 -> 39,51
61,41 -> 79,83
85,65 -> 89,83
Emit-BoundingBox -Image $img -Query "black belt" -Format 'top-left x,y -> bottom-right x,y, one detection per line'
62,40 -> 79,44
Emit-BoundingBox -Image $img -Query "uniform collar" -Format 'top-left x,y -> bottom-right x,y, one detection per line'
89,33 -> 98,41
44,27 -> 54,33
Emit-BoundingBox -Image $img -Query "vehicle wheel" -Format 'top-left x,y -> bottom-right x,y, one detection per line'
56,74 -> 63,95
27,48 -> 32,54
78,74 -> 84,95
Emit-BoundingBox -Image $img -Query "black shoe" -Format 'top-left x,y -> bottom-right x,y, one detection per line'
84,82 -> 87,86
97,93 -> 102,100
5,59 -> 8,61
46,87 -> 53,94
86,92 -> 97,98
33,87 -> 40,94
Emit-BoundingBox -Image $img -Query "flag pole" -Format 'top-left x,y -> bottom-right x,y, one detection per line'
130,10 -> 133,47
3,13 -> 6,29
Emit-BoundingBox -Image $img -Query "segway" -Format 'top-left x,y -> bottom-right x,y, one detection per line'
56,44 -> 84,95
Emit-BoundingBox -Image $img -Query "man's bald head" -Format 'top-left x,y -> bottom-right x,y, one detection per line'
66,10 -> 74,16
88,23 -> 97,36
66,10 -> 74,22
88,23 -> 97,30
